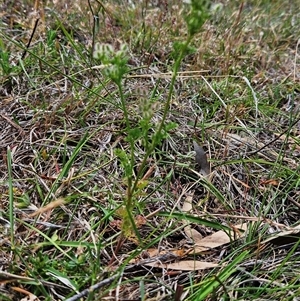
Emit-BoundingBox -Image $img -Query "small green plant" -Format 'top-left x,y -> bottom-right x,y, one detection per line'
92,0 -> 211,241
0,35 -> 21,76
0,45 -> 15,76
0,49 -> 11,75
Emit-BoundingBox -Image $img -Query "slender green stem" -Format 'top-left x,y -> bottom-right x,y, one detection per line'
117,81 -> 130,130
117,81 -> 134,203
116,37 -> 193,241
154,36 -> 192,142
7,148 -> 15,247
131,36 -> 193,195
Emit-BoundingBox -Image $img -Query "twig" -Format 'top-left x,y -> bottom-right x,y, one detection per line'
0,114 -> 25,136
64,274 -> 118,301
248,115 -> 300,156
21,18 -> 39,60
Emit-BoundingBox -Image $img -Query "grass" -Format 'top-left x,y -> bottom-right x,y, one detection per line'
0,0 -> 299,300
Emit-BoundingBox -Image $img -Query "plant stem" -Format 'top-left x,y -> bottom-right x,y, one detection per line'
131,36 -> 193,195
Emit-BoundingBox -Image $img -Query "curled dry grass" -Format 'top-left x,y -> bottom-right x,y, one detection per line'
0,0 -> 299,300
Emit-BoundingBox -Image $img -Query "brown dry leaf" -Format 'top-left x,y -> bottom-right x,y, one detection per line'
20,296 -> 39,301
181,195 -> 247,253
182,193 -> 203,241
144,260 -> 218,271
192,223 -> 248,254
135,215 -> 147,228
11,286 -> 40,301
260,179 -> 280,186
261,228 -> 300,246
141,248 -> 185,259
181,193 -> 194,212
184,227 -> 203,242
28,198 -> 65,217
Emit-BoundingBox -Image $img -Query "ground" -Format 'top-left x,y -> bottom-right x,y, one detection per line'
0,0 -> 300,300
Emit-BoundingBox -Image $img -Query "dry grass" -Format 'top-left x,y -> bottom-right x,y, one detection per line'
0,0 -> 299,300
